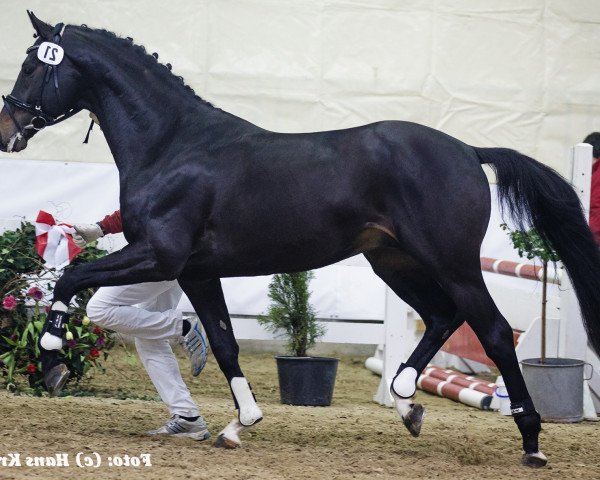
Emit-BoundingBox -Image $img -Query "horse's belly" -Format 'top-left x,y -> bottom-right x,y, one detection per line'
191,227 -> 358,277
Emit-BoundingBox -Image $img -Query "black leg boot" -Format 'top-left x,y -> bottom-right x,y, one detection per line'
39,310 -> 70,396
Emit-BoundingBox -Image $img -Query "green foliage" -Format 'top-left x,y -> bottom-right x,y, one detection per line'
258,272 -> 325,357
0,222 -> 39,295
0,220 -> 113,394
500,224 -> 560,264
501,223 -> 561,363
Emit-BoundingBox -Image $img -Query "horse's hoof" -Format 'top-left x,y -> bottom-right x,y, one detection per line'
403,403 -> 425,437
213,433 -> 240,449
522,451 -> 548,468
44,363 -> 70,397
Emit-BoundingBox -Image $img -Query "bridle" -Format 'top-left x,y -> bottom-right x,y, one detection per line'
1,23 -> 81,135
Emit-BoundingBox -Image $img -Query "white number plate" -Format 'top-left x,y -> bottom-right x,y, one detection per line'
37,42 -> 64,65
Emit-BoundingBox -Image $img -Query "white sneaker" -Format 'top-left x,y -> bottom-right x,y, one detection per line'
148,415 -> 211,441
179,317 -> 209,376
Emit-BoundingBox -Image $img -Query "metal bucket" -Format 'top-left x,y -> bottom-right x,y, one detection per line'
521,357 -> 588,423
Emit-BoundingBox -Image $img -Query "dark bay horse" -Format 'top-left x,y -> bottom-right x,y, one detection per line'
2,12 -> 600,467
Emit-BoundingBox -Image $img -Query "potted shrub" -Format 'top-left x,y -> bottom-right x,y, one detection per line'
502,224 -> 586,422
258,271 -> 338,406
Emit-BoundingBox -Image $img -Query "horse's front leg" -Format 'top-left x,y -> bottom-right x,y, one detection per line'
41,242 -> 187,394
178,275 -> 263,449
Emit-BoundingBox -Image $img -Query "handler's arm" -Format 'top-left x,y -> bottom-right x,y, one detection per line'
72,210 -> 122,247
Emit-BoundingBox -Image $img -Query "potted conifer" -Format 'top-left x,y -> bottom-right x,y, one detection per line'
502,224 -> 587,422
258,271 -> 339,406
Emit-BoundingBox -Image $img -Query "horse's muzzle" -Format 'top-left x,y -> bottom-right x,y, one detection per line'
0,117 -> 29,152
1,132 -> 28,153
0,117 -> 9,152
0,108 -> 29,152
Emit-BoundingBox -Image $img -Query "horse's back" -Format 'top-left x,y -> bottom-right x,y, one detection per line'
191,119 -> 491,276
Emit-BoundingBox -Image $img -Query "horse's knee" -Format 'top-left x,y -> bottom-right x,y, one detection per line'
52,270 -> 77,304
475,318 -> 515,359
493,320 -> 515,343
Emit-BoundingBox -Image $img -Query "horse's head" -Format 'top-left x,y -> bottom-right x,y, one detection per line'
0,12 -> 82,153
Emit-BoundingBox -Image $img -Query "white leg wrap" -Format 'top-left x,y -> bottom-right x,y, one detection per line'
51,301 -> 68,312
231,377 -> 263,426
40,302 -> 68,351
391,367 -> 418,399
40,333 -> 63,351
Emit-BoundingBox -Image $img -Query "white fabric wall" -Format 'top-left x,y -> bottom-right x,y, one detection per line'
0,158 -> 386,320
1,1 -> 599,175
0,2 -> 595,322
0,158 -> 529,321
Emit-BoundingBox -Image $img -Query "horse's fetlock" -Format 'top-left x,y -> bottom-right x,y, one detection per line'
512,398 -> 541,454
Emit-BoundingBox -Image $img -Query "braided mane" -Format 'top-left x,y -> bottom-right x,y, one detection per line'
77,24 -> 214,108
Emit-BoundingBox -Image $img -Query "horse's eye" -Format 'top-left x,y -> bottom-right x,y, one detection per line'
23,64 -> 35,75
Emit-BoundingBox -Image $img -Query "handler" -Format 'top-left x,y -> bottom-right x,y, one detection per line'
583,132 -> 600,244
73,210 -> 211,440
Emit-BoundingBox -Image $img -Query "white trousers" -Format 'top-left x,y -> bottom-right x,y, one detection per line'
86,281 -> 200,418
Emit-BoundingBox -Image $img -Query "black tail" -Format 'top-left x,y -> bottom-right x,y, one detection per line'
475,147 -> 600,357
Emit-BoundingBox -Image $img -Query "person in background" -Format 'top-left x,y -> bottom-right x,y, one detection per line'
583,132 -> 600,245
73,210 -> 211,440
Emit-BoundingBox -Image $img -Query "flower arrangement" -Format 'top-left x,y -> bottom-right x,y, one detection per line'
0,221 -> 112,393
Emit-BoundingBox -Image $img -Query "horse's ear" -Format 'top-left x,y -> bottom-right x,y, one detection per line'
27,10 -> 53,39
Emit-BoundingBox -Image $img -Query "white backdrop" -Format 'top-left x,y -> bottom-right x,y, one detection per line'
1,1 -> 594,324
1,1 -> 599,175
0,158 -> 531,322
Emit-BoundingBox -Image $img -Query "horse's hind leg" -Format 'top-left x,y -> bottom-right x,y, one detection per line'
442,268 -> 546,468
177,275 -> 262,448
366,249 -> 463,437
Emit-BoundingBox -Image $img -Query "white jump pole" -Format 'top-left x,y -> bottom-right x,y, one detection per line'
372,287 -> 411,407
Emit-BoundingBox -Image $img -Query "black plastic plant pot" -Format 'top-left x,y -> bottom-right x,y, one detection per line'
275,356 -> 339,406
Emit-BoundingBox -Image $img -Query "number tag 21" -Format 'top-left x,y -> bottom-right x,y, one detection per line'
37,42 -> 64,66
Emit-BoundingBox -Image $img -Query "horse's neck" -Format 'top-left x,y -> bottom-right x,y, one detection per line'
86,85 -> 229,172
76,38 -> 237,172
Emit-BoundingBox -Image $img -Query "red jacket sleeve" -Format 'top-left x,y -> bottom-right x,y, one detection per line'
590,162 -> 600,245
98,210 -> 122,235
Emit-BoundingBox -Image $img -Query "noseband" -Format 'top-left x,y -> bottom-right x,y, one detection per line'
2,23 -> 81,135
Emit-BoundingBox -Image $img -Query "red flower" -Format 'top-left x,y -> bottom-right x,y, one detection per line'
93,326 -> 103,335
26,286 -> 44,301
2,295 -> 17,311
26,363 -> 37,374
89,347 -> 100,359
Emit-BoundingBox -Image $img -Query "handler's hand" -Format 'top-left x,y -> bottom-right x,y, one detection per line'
73,223 -> 104,248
